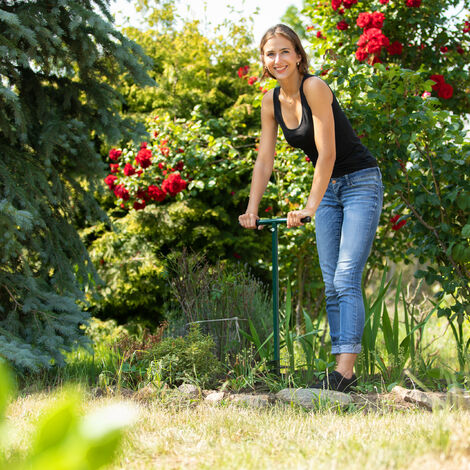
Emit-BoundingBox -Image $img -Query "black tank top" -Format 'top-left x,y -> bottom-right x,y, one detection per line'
273,74 -> 377,178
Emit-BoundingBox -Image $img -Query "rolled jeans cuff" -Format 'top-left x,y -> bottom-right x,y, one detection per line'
331,343 -> 362,355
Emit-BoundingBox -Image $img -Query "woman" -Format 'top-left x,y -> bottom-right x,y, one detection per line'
238,24 -> 383,392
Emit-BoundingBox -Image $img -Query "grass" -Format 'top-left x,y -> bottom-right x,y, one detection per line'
5,390 -> 470,470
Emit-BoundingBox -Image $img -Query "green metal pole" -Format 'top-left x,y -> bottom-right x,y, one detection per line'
271,223 -> 280,374
254,216 -> 311,376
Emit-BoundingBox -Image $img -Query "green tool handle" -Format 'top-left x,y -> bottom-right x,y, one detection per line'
256,216 -> 311,227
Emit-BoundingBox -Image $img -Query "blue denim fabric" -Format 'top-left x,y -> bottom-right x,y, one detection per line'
315,167 -> 383,355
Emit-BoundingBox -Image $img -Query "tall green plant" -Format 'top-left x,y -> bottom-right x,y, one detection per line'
359,271 -> 436,381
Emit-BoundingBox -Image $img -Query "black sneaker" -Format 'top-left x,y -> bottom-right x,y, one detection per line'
309,371 -> 357,393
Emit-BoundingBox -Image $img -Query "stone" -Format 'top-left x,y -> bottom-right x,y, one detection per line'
204,391 -> 225,404
228,393 -> 273,408
177,383 -> 200,399
390,386 -> 445,411
134,384 -> 159,401
276,388 -> 353,408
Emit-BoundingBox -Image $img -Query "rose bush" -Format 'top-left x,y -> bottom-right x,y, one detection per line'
302,0 -> 470,366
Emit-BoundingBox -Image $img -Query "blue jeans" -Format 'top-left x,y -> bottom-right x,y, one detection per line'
315,167 -> 383,355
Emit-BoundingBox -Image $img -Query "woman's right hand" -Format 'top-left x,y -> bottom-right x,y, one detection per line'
238,213 -> 262,230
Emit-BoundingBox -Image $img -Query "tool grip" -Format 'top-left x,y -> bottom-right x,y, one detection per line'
255,216 -> 311,227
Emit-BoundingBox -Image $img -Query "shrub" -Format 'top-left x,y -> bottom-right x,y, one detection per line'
168,250 -> 273,360
146,325 -> 223,389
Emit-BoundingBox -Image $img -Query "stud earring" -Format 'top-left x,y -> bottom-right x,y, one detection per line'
296,62 -> 300,67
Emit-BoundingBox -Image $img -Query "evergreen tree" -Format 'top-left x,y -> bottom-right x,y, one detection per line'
0,0 -> 153,371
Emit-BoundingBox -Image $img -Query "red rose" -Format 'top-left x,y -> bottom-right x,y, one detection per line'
265,206 -> 272,212
387,41 -> 403,55
343,0 -> 357,8
160,146 -> 170,157
439,46 -> 448,53
355,48 -> 369,61
177,148 -> 185,153
148,185 -> 167,202
336,20 -> 349,30
405,0 -> 421,6
104,174 -> 117,189
464,21 -> 470,33
113,184 -> 130,201
438,83 -> 453,99
358,28 -> 389,55
456,45 -> 464,54
123,163 -> 136,176
390,214 -> 407,230
429,74 -> 445,91
248,76 -> 258,85
371,11 -> 385,29
108,148 -> 122,161
133,200 -> 146,211
140,142 -> 147,149
357,12 -> 372,29
162,173 -> 188,196
153,130 -> 159,138
135,148 -> 152,168
316,31 -> 324,39
237,65 -> 250,78
331,0 -> 342,10
109,163 -> 120,173
136,188 -> 150,201
379,0 -> 389,4
175,161 -> 184,171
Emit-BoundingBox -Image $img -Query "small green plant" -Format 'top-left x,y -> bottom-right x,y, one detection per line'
145,325 -> 224,389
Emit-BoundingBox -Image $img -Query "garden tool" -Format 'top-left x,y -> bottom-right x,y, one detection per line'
256,216 -> 311,374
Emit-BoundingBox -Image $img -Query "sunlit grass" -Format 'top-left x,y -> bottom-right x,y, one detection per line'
6,392 -> 470,470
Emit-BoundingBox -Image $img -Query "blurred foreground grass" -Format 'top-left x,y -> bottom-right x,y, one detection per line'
5,391 -> 470,470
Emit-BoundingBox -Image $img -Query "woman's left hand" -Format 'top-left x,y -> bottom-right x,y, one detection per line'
287,208 -> 315,228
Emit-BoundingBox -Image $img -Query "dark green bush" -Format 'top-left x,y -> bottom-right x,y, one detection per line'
146,325 -> 224,389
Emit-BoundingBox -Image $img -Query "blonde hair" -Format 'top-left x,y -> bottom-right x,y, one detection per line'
259,24 -> 309,79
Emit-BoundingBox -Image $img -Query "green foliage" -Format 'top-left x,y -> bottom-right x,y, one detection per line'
302,0 -> 470,365
120,1 -> 259,125
146,325 -> 224,389
0,1 -> 153,371
304,0 -> 470,113
0,362 -> 133,470
359,269 -> 436,381
86,110 -> 274,322
168,250 -> 273,360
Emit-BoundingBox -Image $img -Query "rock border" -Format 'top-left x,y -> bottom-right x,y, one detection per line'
91,383 -> 470,412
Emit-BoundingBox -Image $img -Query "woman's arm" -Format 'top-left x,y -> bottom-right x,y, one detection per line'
239,90 -> 278,229
287,77 -> 336,228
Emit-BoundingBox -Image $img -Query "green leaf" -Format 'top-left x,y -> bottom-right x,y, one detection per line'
462,224 -> 470,238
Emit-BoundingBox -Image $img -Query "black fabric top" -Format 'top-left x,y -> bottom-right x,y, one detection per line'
273,74 -> 377,178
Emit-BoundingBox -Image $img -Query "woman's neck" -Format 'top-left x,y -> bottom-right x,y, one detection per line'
278,72 -> 304,102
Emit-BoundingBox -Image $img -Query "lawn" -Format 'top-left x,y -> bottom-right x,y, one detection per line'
6,390 -> 470,470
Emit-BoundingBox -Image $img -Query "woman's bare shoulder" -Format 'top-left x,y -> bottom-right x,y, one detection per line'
303,75 -> 333,106
261,88 -> 276,118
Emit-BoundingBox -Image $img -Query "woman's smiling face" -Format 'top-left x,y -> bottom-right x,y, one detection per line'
262,35 -> 301,79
